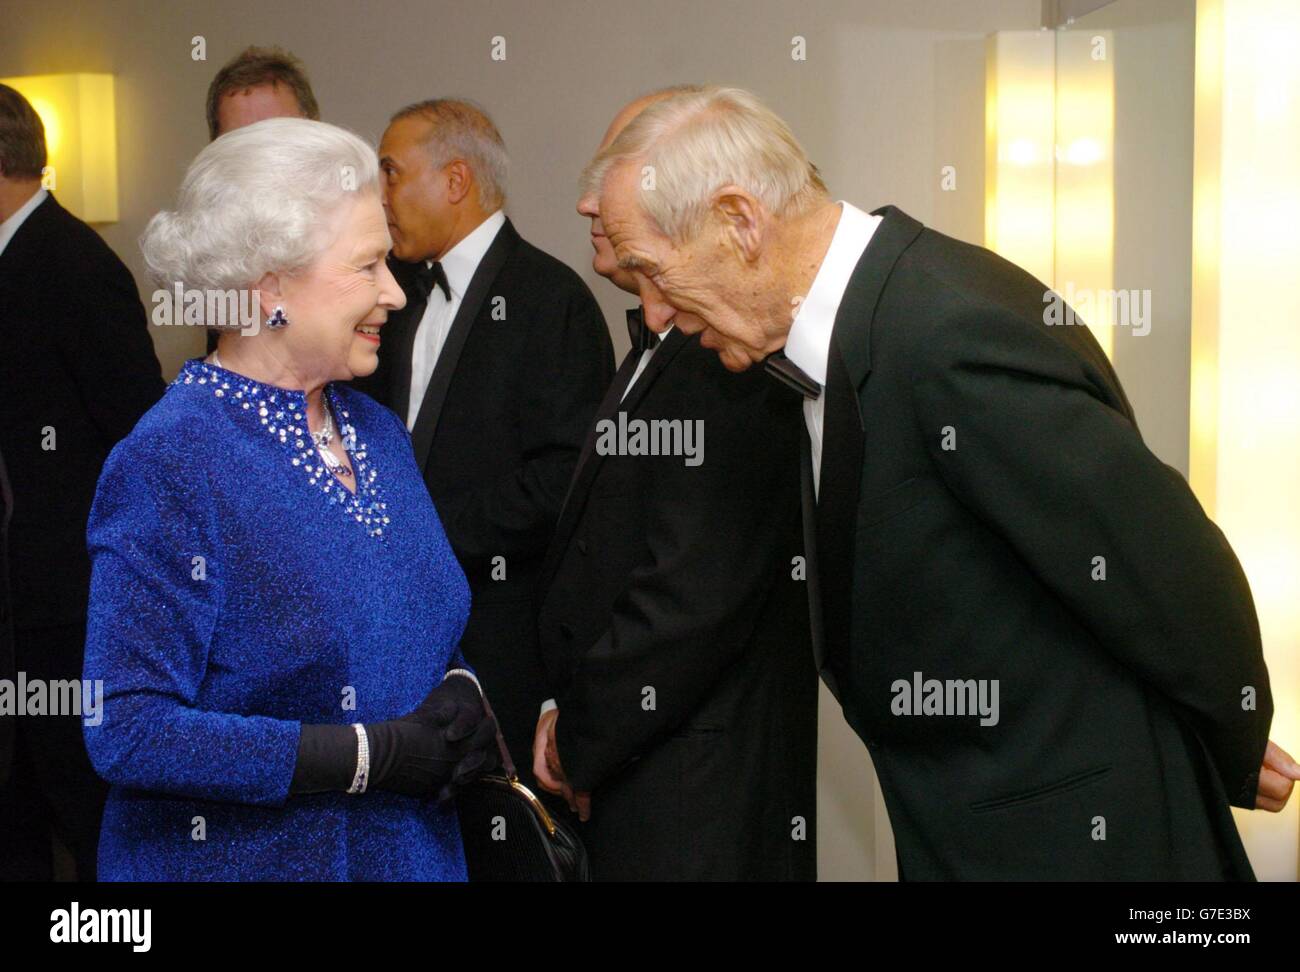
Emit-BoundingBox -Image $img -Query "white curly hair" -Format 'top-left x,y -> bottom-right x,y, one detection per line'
140,117 -> 380,291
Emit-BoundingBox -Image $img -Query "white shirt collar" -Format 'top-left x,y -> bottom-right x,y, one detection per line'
428,208 -> 506,300
783,201 -> 881,386
0,187 -> 49,258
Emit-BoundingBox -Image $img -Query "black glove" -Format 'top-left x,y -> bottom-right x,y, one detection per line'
404,675 -> 501,802
289,718 -> 467,797
365,717 -> 472,797
290,723 -> 359,795
288,676 -> 499,800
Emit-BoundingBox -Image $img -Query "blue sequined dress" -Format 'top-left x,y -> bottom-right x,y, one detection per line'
83,357 -> 473,881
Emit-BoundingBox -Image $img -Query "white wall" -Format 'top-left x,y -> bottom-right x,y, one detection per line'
1071,0 -> 1196,476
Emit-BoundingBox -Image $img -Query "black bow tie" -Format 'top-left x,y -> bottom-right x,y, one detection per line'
764,352 -> 822,400
413,261 -> 451,303
626,307 -> 659,353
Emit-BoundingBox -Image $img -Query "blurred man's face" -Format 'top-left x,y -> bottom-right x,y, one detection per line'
577,185 -> 636,292
378,115 -> 455,263
577,98 -> 657,294
599,161 -> 771,372
215,82 -> 304,137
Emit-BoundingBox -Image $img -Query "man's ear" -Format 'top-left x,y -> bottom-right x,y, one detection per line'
253,271 -> 286,320
713,186 -> 764,263
445,160 -> 474,206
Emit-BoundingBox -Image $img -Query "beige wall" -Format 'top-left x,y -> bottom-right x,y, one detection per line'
0,0 -> 1049,880
1072,0 -> 1196,477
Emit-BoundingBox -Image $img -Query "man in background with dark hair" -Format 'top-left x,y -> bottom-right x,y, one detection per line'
205,44 -> 320,141
203,45 -> 320,353
0,84 -> 164,880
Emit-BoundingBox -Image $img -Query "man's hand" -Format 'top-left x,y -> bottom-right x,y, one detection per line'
531,708 -> 591,821
574,791 -> 591,821
532,707 -> 565,794
1255,739 -> 1300,812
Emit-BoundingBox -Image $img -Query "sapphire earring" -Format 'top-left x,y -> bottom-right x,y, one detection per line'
266,306 -> 290,329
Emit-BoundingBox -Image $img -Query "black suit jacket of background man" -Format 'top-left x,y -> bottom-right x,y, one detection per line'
0,448 -> 14,785
537,325 -> 818,881
0,192 -> 164,632
809,204 -> 1272,880
0,192 -> 163,878
353,217 -> 613,781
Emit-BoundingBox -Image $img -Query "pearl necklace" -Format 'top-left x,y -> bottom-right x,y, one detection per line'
210,351 -> 352,478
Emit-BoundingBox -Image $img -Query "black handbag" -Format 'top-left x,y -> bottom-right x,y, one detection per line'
456,695 -> 589,882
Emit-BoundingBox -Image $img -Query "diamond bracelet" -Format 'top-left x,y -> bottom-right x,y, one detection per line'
444,668 -> 483,697
347,723 -> 370,794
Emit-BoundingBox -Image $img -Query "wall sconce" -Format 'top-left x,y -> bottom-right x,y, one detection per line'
985,29 -> 1115,358
0,73 -> 118,223
1191,0 -> 1299,880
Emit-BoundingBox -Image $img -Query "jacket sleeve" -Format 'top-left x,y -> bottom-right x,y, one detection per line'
370,397 -> 477,685
909,301 -> 1272,808
554,365 -> 802,793
82,435 -> 301,806
436,281 -> 613,569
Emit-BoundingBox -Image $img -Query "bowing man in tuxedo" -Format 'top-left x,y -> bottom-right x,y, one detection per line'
356,100 -> 613,785
0,84 -> 165,879
587,86 -> 1299,880
530,89 -> 817,881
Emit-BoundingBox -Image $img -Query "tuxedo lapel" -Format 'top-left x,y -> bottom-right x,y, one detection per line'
409,218 -> 521,473
809,204 -> 924,695
538,352 -> 639,593
384,258 -> 425,422
613,327 -> 687,416
798,426 -> 832,700
539,325 -> 690,596
834,205 -> 926,389
814,335 -> 863,695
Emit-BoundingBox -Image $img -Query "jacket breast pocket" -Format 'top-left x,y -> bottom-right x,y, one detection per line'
968,766 -> 1113,814
670,721 -> 725,739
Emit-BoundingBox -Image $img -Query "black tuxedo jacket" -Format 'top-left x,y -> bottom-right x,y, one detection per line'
0,193 -> 164,631
0,447 -> 14,785
537,326 -> 817,880
812,205 -> 1271,879
352,217 -> 613,779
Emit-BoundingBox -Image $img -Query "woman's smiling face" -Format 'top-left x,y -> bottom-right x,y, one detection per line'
270,191 -> 407,383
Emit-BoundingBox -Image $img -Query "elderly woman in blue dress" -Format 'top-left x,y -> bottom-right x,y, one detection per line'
82,118 -> 498,881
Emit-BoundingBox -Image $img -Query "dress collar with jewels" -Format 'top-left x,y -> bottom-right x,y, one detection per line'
175,357 -> 391,540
